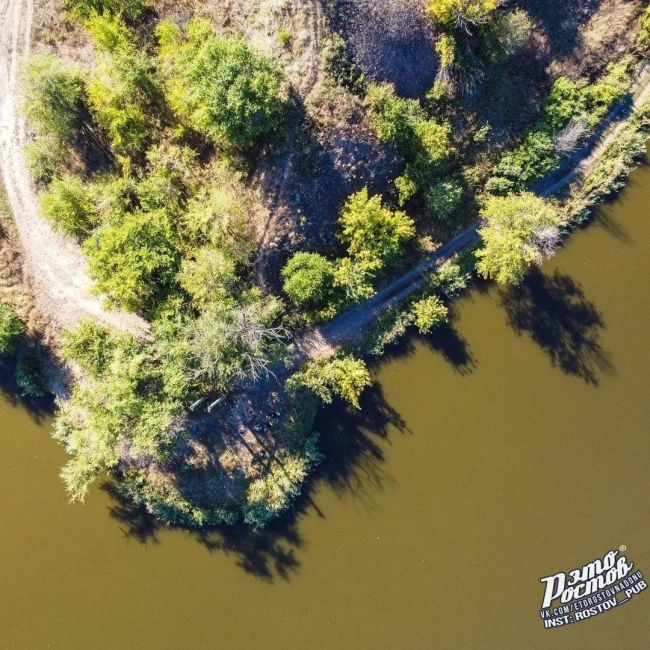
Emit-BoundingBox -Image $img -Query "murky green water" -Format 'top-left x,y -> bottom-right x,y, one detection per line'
1,150 -> 650,648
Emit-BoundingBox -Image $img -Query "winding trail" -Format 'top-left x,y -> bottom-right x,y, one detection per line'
0,0 -> 149,337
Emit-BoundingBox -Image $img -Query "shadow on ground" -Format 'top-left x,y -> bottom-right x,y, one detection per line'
500,268 -> 612,385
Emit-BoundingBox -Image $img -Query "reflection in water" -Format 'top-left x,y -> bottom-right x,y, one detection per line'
500,268 -> 612,385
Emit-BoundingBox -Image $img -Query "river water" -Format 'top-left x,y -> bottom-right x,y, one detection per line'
1,151 -> 649,648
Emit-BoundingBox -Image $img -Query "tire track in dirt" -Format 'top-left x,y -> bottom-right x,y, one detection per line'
0,0 -> 150,338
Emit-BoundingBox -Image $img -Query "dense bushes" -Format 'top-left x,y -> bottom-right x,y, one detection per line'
486,63 -> 631,194
338,188 -> 415,267
287,356 -> 372,409
639,7 -> 650,52
22,54 -> 86,141
158,18 -> 286,148
0,304 -> 24,355
476,192 -> 561,285
84,208 -> 181,314
66,0 -> 148,23
40,176 -> 99,239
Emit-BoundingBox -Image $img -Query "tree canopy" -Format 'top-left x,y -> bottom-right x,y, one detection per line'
158,18 -> 286,148
338,188 -> 415,267
476,192 -> 562,285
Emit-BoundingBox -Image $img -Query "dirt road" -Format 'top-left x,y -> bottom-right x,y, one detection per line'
0,0 -> 149,337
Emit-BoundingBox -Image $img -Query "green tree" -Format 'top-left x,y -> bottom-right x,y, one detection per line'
367,83 -> 451,171
424,178 -> 463,220
338,188 -> 415,267
22,54 -> 86,140
286,355 -> 372,409
178,247 -> 238,309
411,295 -> 448,333
182,163 -> 255,262
84,208 -> 181,313
476,192 -> 562,285
183,292 -> 286,390
86,14 -> 160,157
40,175 -> 99,239
158,18 -> 286,148
54,345 -> 180,502
281,252 -> 337,310
333,255 -> 380,304
0,304 -> 24,355
61,320 -> 132,377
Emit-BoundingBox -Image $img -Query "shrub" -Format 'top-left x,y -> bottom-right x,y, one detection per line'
394,171 -> 418,207
178,247 -> 238,309
476,192 -> 561,285
243,434 -> 322,527
24,138 -> 63,184
484,9 -> 532,62
430,256 -> 473,298
424,178 -> 463,219
0,304 -> 24,355
84,208 -> 181,314
485,126 -> 557,193
40,175 -> 99,239
338,188 -> 415,267
411,295 -> 448,333
321,34 -> 366,94
544,63 -> 630,132
182,163 -> 255,263
66,0 -> 148,22
61,320 -> 128,377
22,54 -> 86,141
361,306 -> 413,357
276,29 -> 293,49
287,355 -> 372,409
639,7 -> 650,52
281,252 -> 337,312
158,18 -> 286,148
367,83 -> 451,171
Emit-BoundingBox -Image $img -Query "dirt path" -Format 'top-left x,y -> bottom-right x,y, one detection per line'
254,0 -> 323,287
297,61 -> 650,361
0,0 -> 149,337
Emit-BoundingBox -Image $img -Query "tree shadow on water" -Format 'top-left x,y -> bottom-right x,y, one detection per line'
500,268 -> 612,385
0,357 -> 55,423
100,383 -> 408,582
